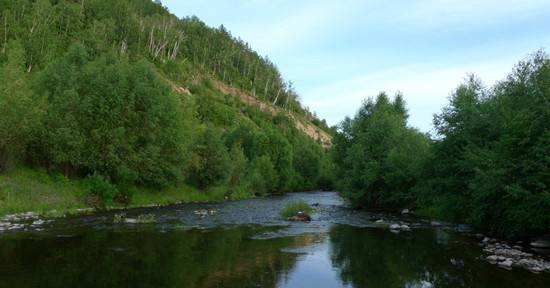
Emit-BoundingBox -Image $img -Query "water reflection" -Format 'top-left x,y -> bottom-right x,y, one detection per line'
0,226 -> 301,288
1,224 -> 549,287
328,225 -> 550,288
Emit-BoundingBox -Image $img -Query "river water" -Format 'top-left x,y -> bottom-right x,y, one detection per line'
0,192 -> 549,287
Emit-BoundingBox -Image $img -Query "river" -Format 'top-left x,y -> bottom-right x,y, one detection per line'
0,192 -> 549,287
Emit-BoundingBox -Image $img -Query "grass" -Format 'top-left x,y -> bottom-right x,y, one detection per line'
415,206 -> 444,219
280,200 -> 314,218
130,184 -> 227,207
0,167 -> 246,218
0,167 -> 88,216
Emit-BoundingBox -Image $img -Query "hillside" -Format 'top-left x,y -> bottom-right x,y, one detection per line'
0,0 -> 335,214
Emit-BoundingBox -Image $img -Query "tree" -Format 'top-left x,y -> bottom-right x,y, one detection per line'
227,143 -> 248,192
417,54 -> 550,237
187,128 -> 231,189
37,44 -> 186,186
0,40 -> 43,171
248,155 -> 277,195
334,92 -> 430,209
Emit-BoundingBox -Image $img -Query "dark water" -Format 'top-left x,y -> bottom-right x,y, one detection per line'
1,192 -> 549,288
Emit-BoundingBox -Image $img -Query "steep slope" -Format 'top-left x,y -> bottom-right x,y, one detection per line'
212,80 -> 332,147
165,75 -> 332,147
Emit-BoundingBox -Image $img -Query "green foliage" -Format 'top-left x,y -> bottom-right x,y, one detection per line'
333,92 -> 430,209
227,144 -> 248,193
88,173 -> 118,205
416,53 -> 550,237
36,44 -> 187,186
334,52 -> 550,237
279,200 -> 314,218
0,41 -> 43,171
248,156 -> 278,196
0,0 -> 333,214
187,128 -> 231,189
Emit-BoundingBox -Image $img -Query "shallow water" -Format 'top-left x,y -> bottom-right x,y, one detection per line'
0,192 -> 549,287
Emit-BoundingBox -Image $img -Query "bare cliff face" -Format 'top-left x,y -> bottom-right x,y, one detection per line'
212,80 -> 332,147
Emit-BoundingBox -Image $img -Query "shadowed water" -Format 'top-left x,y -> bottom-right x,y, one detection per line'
0,192 -> 549,287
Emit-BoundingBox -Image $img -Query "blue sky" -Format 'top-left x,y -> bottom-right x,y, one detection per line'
162,0 -> 550,132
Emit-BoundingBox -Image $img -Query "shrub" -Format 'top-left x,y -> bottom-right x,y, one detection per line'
88,174 -> 118,205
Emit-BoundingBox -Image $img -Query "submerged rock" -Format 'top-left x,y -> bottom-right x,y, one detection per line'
401,209 -> 410,215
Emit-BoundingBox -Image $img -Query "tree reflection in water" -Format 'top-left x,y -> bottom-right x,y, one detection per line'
1,224 -> 549,287
328,225 -> 550,288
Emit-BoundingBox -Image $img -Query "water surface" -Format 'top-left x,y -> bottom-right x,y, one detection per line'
1,192 -> 549,287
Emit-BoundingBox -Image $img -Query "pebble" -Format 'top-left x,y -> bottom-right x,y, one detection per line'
389,223 -> 411,231
124,218 -> 137,224
482,241 -> 550,274
530,240 -> 550,249
498,259 -> 513,269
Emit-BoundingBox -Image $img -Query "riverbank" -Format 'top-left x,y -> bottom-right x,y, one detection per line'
0,168 -> 249,219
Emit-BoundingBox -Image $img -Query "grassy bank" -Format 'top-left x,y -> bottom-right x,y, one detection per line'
0,168 -> 250,218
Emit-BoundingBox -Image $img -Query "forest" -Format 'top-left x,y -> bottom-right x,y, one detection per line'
0,0 -> 334,212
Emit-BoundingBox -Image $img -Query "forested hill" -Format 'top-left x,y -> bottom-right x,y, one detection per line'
0,0 -> 335,210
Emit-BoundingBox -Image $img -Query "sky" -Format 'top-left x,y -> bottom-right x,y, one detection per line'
162,0 -> 550,133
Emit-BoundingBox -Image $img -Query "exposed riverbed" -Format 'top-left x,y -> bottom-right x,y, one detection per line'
1,192 -> 549,287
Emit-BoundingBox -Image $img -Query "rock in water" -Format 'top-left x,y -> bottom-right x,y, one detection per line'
401,209 -> 409,215
498,259 -> 513,269
530,240 -> 550,249
486,255 -> 499,263
430,221 -> 442,227
287,212 -> 311,222
389,224 -> 401,230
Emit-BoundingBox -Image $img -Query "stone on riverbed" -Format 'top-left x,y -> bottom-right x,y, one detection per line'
486,255 -> 499,263
530,239 -> 550,249
287,212 -> 311,222
482,240 -> 550,273
389,224 -> 411,231
498,259 -> 513,269
31,220 -> 46,226
193,209 -> 217,217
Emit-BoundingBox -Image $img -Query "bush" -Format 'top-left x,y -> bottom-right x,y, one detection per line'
88,174 -> 118,205
280,200 -> 314,218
